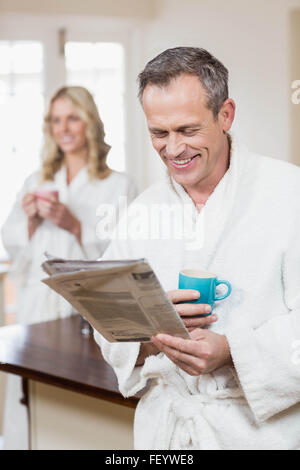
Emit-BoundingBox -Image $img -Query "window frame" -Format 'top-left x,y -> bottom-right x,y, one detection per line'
0,12 -> 146,183
0,12 -> 148,260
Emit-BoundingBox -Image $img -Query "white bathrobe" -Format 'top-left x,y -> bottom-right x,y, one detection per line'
2,165 -> 137,324
94,138 -> 300,450
1,165 -> 137,450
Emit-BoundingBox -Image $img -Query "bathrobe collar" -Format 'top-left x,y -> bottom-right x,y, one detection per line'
53,164 -> 89,203
169,136 -> 244,269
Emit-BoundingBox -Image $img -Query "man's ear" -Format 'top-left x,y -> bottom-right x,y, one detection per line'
219,99 -> 235,133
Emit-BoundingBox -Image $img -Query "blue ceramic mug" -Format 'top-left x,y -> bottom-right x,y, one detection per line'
178,269 -> 232,317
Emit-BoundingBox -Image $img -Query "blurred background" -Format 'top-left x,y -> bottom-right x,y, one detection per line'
0,0 -> 299,300
0,0 -> 299,447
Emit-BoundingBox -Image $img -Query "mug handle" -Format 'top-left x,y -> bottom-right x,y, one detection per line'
214,280 -> 232,301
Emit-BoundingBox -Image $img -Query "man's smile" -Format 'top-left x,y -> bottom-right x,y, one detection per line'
167,154 -> 202,169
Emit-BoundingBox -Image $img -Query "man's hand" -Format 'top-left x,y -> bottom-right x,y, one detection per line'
136,289 -> 218,367
37,197 -> 81,243
168,289 -> 218,331
151,328 -> 232,376
136,342 -> 159,366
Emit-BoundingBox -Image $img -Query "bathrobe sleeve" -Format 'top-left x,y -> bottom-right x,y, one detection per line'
1,173 -> 37,268
226,215 -> 300,423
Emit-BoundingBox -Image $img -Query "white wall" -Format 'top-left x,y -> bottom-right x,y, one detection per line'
0,0 -> 299,189
0,11 -> 150,194
0,0 -> 157,20
139,0 -> 300,187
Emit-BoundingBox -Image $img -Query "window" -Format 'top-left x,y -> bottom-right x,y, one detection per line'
0,40 -> 45,258
65,41 -> 125,172
0,36 -> 128,259
0,16 -> 134,260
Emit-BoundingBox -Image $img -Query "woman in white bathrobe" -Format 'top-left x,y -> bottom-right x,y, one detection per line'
1,85 -> 137,449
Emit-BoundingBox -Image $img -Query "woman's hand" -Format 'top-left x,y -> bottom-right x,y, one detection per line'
168,289 -> 217,331
22,193 -> 39,219
37,197 -> 82,243
22,193 -> 43,239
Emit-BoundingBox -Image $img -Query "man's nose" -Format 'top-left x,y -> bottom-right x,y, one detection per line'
165,134 -> 186,159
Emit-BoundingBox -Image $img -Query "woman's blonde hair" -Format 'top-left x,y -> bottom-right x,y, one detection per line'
41,86 -> 112,181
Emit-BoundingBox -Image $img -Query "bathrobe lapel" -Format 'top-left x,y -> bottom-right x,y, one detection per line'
171,137 -> 242,271
53,165 -> 89,204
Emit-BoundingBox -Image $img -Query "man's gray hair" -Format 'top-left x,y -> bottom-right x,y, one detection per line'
138,47 -> 229,118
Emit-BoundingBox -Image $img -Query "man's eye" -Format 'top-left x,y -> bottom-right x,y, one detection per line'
152,132 -> 167,138
182,129 -> 198,136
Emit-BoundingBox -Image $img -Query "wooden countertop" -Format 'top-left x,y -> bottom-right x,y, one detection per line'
0,315 -> 141,408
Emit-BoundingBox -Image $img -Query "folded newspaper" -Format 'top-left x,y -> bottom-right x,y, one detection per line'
41,257 -> 190,343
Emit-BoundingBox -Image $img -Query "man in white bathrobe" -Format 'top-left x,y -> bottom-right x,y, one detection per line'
95,47 -> 300,449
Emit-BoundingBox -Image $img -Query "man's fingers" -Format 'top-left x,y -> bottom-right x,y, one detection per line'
168,289 -> 200,304
175,302 -> 216,329
151,336 -> 205,374
175,302 -> 211,317
167,357 -> 200,376
152,332 -> 206,356
183,314 -> 217,329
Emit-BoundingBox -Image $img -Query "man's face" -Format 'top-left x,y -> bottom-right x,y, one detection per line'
142,74 -> 232,190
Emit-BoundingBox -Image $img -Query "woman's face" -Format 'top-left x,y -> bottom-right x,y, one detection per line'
50,97 -> 87,155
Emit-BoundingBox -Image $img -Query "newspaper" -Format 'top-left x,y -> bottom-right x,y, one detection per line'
41,257 -> 190,343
